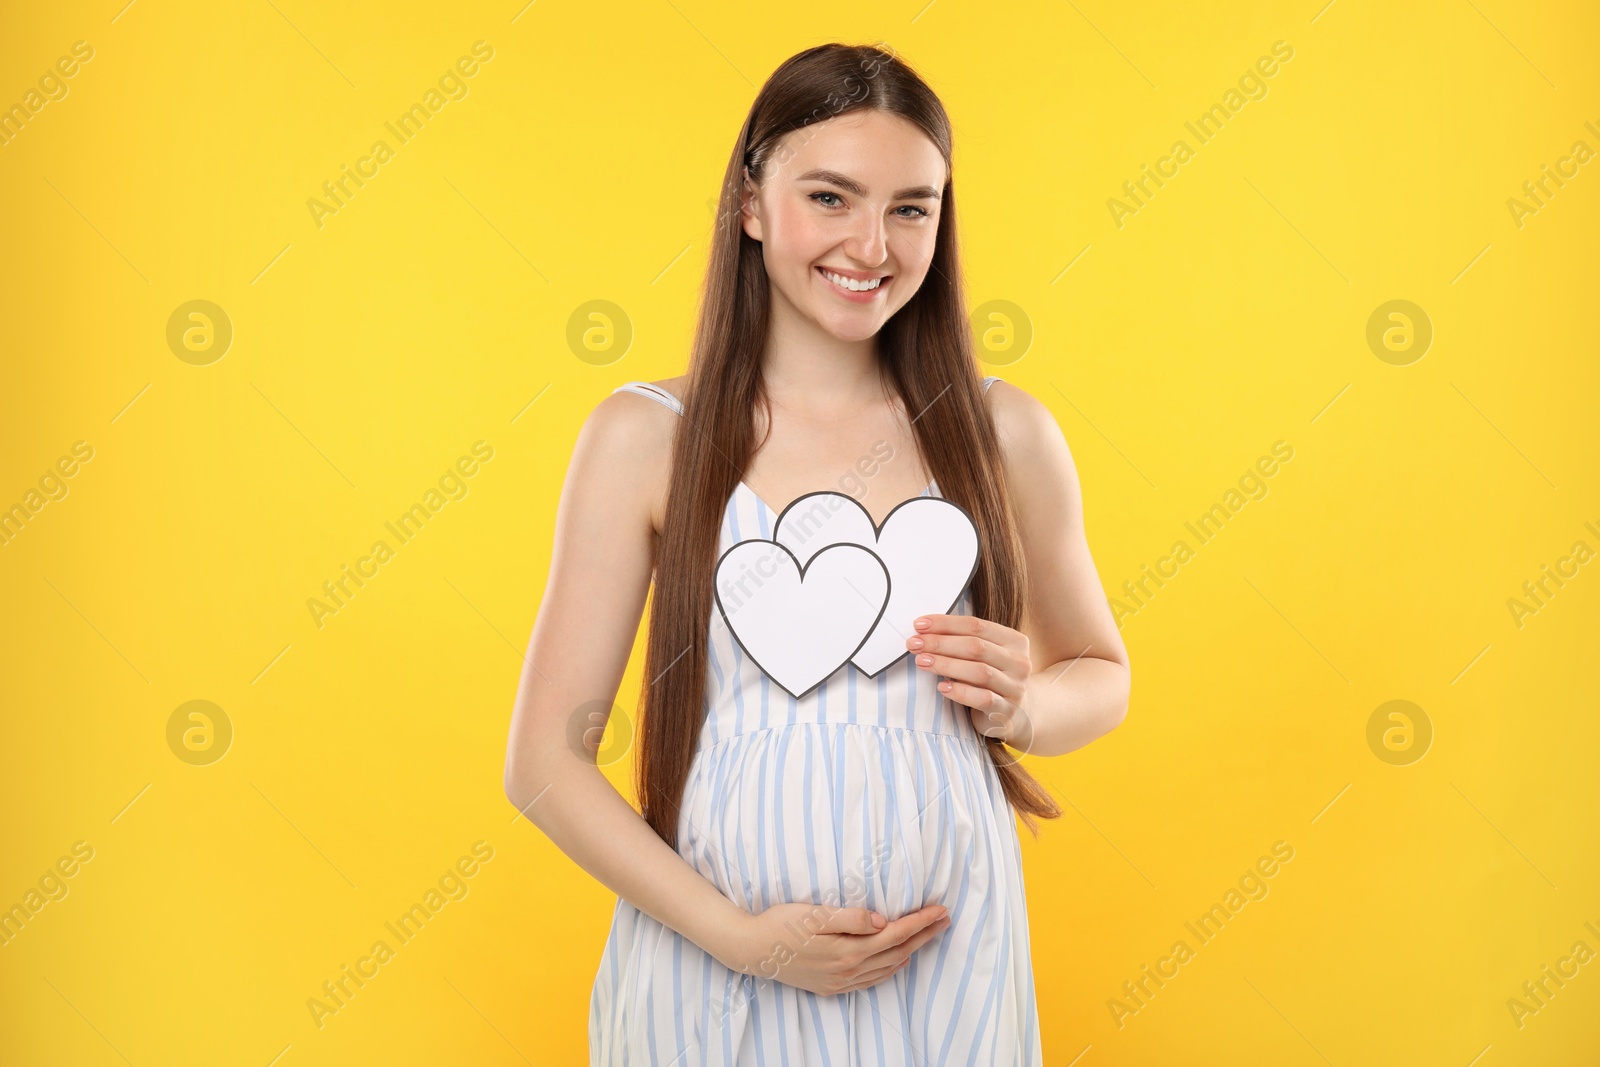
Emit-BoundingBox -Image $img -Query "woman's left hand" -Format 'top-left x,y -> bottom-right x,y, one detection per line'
907,614 -> 1034,751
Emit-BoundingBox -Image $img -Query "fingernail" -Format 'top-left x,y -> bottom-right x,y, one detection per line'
907,636 -> 923,650
871,912 -> 886,928
914,617 -> 930,630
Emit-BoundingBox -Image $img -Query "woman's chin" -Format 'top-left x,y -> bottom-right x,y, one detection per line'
816,318 -> 886,344
808,300 -> 897,339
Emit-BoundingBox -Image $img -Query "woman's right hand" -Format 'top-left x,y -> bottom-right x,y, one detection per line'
712,902 -> 952,996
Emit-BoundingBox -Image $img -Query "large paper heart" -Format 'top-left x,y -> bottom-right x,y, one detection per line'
772,491 -> 981,676
712,538 -> 890,700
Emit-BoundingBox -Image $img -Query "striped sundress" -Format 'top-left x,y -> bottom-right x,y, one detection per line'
590,376 -> 1042,1066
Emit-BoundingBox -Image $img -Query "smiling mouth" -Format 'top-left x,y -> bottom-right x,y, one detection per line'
817,266 -> 890,293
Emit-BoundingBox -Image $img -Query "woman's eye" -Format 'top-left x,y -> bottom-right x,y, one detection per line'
808,192 -> 930,219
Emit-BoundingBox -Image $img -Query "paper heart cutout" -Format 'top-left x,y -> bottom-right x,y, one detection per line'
772,491 -> 980,676
712,537 -> 890,700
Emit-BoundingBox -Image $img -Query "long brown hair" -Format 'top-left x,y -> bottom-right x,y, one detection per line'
635,41 -> 1062,850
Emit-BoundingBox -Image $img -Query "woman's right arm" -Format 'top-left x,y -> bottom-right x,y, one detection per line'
502,391 -> 950,992
501,390 -> 752,967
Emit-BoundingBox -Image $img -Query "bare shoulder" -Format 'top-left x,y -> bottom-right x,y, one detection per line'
586,385 -> 674,458
585,380 -> 682,535
984,378 -> 1048,439
983,378 -> 1083,522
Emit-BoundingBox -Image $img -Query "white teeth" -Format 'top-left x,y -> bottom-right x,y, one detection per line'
821,269 -> 883,292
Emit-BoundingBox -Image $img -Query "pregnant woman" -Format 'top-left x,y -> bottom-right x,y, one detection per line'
502,42 -> 1130,1065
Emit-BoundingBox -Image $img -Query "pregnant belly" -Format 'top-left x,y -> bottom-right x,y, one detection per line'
674,722 -> 1006,921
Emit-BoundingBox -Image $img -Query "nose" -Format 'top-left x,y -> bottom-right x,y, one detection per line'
844,207 -> 889,267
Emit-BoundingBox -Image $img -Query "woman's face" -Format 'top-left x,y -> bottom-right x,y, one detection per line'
740,109 -> 947,344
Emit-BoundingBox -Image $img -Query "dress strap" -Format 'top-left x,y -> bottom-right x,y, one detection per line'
611,380 -> 683,416
982,375 -> 1002,393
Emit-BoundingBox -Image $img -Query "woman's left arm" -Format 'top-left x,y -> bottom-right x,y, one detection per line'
908,380 -> 1130,758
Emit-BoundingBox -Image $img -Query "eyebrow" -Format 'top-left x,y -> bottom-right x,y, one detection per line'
795,168 -> 942,201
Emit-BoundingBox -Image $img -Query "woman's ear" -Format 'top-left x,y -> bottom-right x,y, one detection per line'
739,165 -> 763,243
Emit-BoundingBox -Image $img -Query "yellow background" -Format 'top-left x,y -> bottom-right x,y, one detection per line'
2,0 -> 1597,1063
